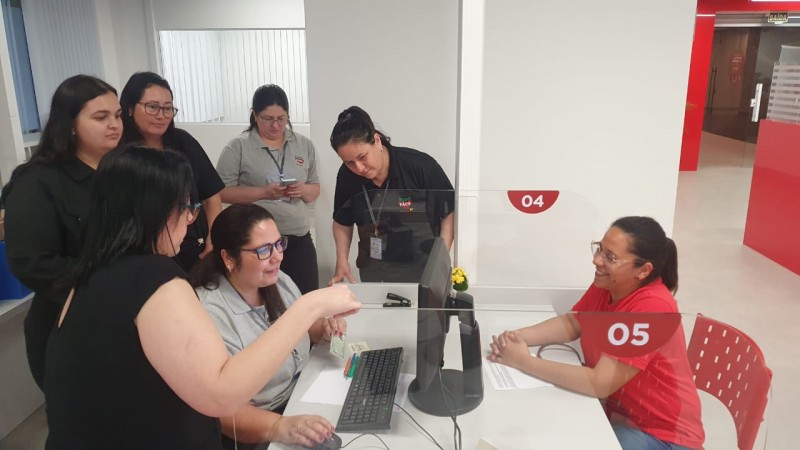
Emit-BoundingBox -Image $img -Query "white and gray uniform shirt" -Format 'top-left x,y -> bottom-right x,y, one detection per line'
197,272 -> 310,411
216,128 -> 319,236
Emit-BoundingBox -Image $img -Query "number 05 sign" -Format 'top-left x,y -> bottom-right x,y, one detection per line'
507,190 -> 559,214
578,313 -> 682,357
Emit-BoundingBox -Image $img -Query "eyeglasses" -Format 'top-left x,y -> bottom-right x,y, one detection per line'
257,115 -> 289,126
242,236 -> 288,260
591,241 -> 639,266
185,202 -> 201,224
139,102 -> 179,118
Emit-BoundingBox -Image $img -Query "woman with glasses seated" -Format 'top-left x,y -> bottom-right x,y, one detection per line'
328,106 -> 455,285
44,146 -> 360,449
191,203 -> 344,449
216,85 -> 320,294
489,216 -> 704,450
120,71 -> 224,271
1,75 -> 122,389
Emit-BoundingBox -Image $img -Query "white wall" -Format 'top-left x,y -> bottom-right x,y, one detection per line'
150,0 -> 304,30
464,0 -> 696,288
304,0 -> 459,284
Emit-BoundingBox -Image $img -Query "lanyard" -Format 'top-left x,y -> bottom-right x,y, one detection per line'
362,181 -> 390,235
264,143 -> 287,176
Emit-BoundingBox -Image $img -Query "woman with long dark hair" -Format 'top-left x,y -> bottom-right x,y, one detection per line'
192,203 -> 344,449
119,71 -> 223,271
1,74 -> 121,389
216,84 -> 321,294
44,145 -> 359,449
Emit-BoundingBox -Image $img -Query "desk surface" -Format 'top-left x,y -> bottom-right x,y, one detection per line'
274,289 -> 621,450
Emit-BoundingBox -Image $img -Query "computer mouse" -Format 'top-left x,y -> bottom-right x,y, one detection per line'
308,432 -> 342,450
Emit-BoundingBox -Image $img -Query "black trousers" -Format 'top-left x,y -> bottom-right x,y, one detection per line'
24,295 -> 60,390
279,232 -> 319,294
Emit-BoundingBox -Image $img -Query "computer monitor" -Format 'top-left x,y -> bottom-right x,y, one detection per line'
408,237 -> 483,417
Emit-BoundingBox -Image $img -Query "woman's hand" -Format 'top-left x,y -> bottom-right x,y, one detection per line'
328,260 -> 356,286
285,182 -> 309,198
262,182 -> 287,201
267,414 -> 334,446
488,330 -> 533,371
298,284 -> 361,320
321,317 -> 347,342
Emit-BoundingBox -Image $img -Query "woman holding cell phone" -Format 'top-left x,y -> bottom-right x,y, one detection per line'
217,85 -> 320,294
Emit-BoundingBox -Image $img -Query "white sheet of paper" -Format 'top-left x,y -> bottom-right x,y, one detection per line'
484,356 -> 554,391
300,368 -> 415,411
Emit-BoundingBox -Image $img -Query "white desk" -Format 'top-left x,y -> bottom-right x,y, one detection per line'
274,285 -> 620,450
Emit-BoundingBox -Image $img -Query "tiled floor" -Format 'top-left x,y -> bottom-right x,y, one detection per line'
2,132 -> 795,449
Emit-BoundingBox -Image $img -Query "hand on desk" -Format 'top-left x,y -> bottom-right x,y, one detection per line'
268,414 -> 334,448
328,260 -> 356,286
489,330 -> 534,372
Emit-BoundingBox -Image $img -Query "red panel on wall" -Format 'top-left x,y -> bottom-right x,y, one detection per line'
743,120 -> 800,275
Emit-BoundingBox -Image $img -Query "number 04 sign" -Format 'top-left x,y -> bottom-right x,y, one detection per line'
507,190 -> 559,214
577,313 -> 682,358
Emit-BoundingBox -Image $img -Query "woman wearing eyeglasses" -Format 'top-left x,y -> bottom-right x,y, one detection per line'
191,203 -> 344,449
1,75 -> 122,389
216,85 -> 320,295
489,217 -> 704,450
120,71 -> 224,271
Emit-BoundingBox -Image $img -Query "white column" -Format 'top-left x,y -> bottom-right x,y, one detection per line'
455,0 -> 485,281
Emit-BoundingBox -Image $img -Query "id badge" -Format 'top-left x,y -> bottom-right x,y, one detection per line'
370,236 -> 383,260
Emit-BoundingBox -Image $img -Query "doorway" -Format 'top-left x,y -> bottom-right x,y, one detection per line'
700,14 -> 800,168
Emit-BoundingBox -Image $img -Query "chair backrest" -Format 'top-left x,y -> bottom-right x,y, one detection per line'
687,314 -> 772,450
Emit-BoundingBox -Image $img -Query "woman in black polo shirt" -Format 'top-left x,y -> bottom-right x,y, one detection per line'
119,72 -> 224,271
328,106 -> 454,284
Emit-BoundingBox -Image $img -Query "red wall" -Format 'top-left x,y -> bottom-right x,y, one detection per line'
680,0 -> 800,171
743,120 -> 800,275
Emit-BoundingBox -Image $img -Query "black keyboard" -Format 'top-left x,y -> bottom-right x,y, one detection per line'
336,347 -> 404,433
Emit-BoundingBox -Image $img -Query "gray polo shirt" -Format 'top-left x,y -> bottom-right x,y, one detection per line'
217,129 -> 319,236
197,272 -> 310,411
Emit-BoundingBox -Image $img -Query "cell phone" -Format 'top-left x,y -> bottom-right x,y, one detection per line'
280,177 -> 298,186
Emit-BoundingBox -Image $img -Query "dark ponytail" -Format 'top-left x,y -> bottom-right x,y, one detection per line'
611,216 -> 678,294
329,106 -> 390,152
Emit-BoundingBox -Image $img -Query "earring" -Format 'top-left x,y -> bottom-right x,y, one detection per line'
226,264 -> 233,272
71,129 -> 76,136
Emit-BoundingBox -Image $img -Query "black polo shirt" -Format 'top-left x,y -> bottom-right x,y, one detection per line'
163,128 -> 225,269
333,146 -> 453,281
332,145 -> 454,234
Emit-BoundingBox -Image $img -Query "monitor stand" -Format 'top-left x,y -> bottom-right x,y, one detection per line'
408,292 -> 484,417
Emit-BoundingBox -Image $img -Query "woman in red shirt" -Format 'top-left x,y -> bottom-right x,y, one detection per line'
489,216 -> 704,450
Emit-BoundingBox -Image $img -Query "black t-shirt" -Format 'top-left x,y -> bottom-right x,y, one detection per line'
44,254 -> 222,450
332,146 -> 454,281
163,128 -> 225,268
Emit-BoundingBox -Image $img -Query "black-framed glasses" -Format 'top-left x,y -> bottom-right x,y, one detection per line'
257,114 -> 289,126
139,102 -> 179,118
591,241 -> 638,266
185,202 -> 201,224
242,236 -> 288,260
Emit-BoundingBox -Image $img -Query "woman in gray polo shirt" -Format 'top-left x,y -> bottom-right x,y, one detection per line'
216,85 -> 320,294
192,204 -> 345,450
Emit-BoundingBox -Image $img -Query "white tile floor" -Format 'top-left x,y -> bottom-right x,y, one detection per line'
2,132 -> 795,449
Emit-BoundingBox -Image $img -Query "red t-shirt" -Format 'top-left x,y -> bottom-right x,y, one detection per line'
572,280 -> 704,449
